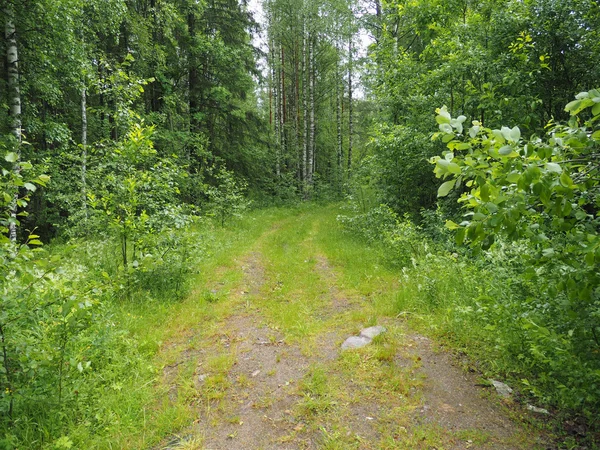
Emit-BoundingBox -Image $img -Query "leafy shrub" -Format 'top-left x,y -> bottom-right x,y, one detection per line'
338,204 -> 428,268
206,167 -> 249,227
431,90 -> 600,416
369,125 -> 444,217
1,144 -> 197,448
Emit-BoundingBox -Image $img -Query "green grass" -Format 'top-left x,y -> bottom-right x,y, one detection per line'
5,203 -> 561,449
10,207 -> 293,450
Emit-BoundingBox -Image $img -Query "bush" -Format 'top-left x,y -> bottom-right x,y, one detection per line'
339,199 -> 600,423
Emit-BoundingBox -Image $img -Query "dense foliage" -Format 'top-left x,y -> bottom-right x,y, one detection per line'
363,0 -> 600,218
430,90 -> 600,416
2,0 -> 600,446
350,0 -> 600,440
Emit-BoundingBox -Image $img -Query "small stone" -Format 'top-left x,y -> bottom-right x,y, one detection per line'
360,326 -> 386,339
198,374 -> 208,383
527,404 -> 549,415
251,370 -> 261,377
341,335 -> 372,350
489,379 -> 513,398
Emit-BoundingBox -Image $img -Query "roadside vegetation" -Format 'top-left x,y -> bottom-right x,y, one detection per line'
2,0 -> 600,448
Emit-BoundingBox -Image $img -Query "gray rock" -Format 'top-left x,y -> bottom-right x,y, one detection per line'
341,335 -> 372,350
360,326 -> 387,340
527,404 -> 549,415
489,379 -> 513,398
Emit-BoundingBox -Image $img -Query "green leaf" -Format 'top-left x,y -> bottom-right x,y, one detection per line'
480,183 -> 491,202
447,162 -> 461,174
436,106 -> 451,123
492,129 -> 506,144
546,162 -> 562,174
498,145 -> 514,156
500,126 -> 511,140
439,123 -> 453,134
5,152 -> 18,163
442,133 -> 455,143
37,174 -> 51,184
456,227 -> 466,245
23,182 -> 37,192
565,98 -> 594,115
565,100 -> 581,113
585,251 -> 595,266
509,126 -> 521,142
437,179 -> 456,197
542,248 -> 555,257
445,220 -> 460,230
559,172 -> 574,188
506,172 -> 521,183
593,103 -> 600,116
436,114 -> 450,125
450,118 -> 463,133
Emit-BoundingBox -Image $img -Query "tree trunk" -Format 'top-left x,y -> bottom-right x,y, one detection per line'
308,33 -> 315,188
336,43 -> 343,188
347,36 -> 353,173
294,40 -> 301,182
279,44 -> 286,172
188,12 -> 199,132
272,42 -> 281,177
302,19 -> 308,188
5,4 -> 21,242
81,88 -> 88,219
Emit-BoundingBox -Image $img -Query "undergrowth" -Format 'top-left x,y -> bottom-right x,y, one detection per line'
337,203 -> 600,445
0,208 -> 289,449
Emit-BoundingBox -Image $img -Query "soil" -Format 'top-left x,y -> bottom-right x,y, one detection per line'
156,227 -> 549,450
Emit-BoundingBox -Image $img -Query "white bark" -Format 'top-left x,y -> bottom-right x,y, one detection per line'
336,43 -> 343,185
348,36 -> 353,173
5,4 -> 21,242
308,33 -> 315,187
279,45 -> 286,169
302,19 -> 308,187
81,88 -> 88,218
272,42 -> 281,177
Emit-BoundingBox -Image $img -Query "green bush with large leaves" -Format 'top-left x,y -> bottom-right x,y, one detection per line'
432,89 -> 600,415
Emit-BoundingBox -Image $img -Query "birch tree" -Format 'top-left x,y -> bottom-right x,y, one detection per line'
4,2 -> 21,241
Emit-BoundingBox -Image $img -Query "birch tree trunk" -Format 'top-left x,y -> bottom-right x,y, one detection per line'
5,4 -> 22,242
81,88 -> 88,219
307,32 -> 315,188
302,19 -> 308,188
347,36 -> 353,173
279,45 -> 286,172
272,42 -> 281,177
294,40 -> 300,181
336,43 -> 343,188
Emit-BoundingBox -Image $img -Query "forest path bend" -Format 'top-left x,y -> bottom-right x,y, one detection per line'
158,209 -> 547,450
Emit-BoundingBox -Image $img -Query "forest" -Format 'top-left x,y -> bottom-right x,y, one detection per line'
1,0 -> 600,448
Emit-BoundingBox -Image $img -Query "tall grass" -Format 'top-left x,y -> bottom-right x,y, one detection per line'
332,203 -> 600,431
0,207 -> 291,449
